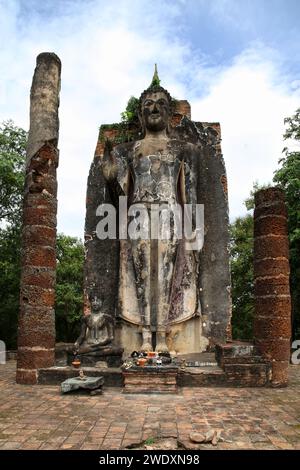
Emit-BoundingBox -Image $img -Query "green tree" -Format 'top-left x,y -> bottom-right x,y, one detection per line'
0,121 -> 85,348
55,234 -> 84,342
273,108 -> 300,339
0,225 -> 22,349
121,96 -> 139,123
230,214 -> 254,340
0,120 -> 27,224
0,120 -> 26,349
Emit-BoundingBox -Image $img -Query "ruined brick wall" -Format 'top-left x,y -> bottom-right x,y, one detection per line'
16,53 -> 61,384
254,187 -> 291,387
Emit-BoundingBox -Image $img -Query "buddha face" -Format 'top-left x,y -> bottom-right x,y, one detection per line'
90,297 -> 102,313
141,91 -> 170,132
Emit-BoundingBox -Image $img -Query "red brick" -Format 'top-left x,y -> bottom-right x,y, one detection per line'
25,192 -> 57,209
17,348 -> 55,369
254,202 -> 287,220
21,267 -> 55,289
18,306 -> 55,348
254,187 -> 285,206
254,216 -> 288,237
254,258 -> 290,277
23,206 -> 57,228
22,246 -> 56,268
254,236 -> 289,260
16,369 -> 37,385
254,315 -> 291,339
255,339 -> 290,361
254,281 -> 290,297
22,226 -> 56,247
20,285 -> 55,307
271,361 -> 289,387
255,296 -> 291,317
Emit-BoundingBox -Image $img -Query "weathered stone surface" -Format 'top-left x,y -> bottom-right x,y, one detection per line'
21,267 -> 56,289
271,361 -> 289,387
83,157 -> 119,318
254,258 -> 290,277
16,52 -> 61,385
254,277 -> 290,297
253,188 -> 291,387
177,366 -> 226,387
123,367 -> 178,393
254,236 -> 289,259
23,203 -> 57,228
22,226 -> 56,247
224,363 -> 271,387
17,348 -> 55,369
254,339 -> 290,361
254,216 -> 288,237
196,129 -> 231,344
254,187 -> 286,206
255,296 -> 291,317
61,376 -> 104,394
189,432 -> 205,443
15,368 -> 37,385
20,285 -> 55,307
215,341 -> 271,386
254,316 -> 291,338
22,246 -> 56,269
84,98 -> 231,354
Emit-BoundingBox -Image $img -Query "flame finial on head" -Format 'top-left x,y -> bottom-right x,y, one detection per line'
150,63 -> 161,88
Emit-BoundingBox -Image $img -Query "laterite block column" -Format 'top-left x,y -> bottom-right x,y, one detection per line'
16,53 -> 61,384
254,188 -> 291,387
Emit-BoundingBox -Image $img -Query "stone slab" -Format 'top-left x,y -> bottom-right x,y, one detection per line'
38,366 -> 123,386
61,376 -> 104,394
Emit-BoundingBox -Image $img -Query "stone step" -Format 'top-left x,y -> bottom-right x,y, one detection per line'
223,355 -> 268,364
37,361 -> 271,388
216,342 -> 259,358
224,363 -> 271,387
178,366 -> 226,387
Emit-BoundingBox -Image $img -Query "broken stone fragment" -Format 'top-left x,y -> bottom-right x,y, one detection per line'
189,432 -> 206,443
204,429 -> 215,442
61,376 -> 104,394
211,430 -> 221,446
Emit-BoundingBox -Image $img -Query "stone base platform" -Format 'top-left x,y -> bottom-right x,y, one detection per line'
37,348 -> 273,388
122,366 -> 178,393
216,341 -> 272,387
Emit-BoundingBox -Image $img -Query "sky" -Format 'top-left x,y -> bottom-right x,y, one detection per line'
0,0 -> 299,238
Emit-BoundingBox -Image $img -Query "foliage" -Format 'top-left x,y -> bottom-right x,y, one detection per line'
0,120 -> 27,225
0,120 -> 26,349
120,96 -> 139,123
55,234 -> 84,342
0,121 -> 84,348
230,214 -> 254,340
273,108 -> 300,339
0,225 -> 22,349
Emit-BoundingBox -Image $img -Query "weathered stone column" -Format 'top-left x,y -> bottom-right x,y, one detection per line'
16,53 -> 61,384
254,187 -> 291,387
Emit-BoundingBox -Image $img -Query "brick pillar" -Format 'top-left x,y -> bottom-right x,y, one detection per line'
254,187 -> 291,387
16,53 -> 61,384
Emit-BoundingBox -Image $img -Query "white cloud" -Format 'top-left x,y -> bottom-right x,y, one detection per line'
192,45 -> 300,218
0,1 -> 299,236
